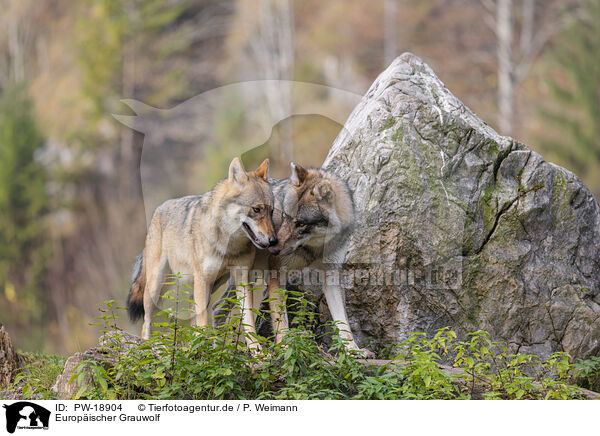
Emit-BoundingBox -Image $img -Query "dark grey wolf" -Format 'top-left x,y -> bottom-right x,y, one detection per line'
127,158 -> 277,349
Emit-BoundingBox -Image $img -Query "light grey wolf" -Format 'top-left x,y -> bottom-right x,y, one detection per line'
220,163 -> 373,357
127,157 -> 277,348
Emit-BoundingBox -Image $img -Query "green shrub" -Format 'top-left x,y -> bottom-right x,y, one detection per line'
451,330 -> 581,399
10,353 -> 67,399
574,356 -> 600,392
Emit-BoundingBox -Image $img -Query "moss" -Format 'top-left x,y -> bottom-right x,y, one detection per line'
393,146 -> 421,185
479,184 -> 498,234
552,171 -> 572,222
482,138 -> 499,157
392,126 -> 403,144
553,171 -> 568,203
380,117 -> 396,132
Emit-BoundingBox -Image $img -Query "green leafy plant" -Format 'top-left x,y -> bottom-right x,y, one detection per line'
69,359 -> 117,400
393,328 -> 461,399
10,353 -> 67,399
452,330 -> 582,399
574,356 -> 600,392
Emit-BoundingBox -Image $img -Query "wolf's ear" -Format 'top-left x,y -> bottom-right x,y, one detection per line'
254,159 -> 270,181
229,157 -> 248,185
313,181 -> 333,202
290,162 -> 308,186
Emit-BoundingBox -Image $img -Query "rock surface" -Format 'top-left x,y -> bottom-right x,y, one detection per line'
322,53 -> 600,359
52,332 -> 142,399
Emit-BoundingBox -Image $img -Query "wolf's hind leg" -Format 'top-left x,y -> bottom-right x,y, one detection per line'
193,270 -> 211,327
141,255 -> 168,339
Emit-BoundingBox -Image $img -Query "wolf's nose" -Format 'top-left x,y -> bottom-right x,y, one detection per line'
269,236 -> 278,246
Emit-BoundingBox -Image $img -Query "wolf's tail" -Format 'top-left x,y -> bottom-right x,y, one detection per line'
127,250 -> 146,322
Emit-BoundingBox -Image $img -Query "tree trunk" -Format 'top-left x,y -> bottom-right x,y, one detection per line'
496,0 -> 514,134
252,0 -> 295,165
520,0 -> 534,58
384,0 -> 398,67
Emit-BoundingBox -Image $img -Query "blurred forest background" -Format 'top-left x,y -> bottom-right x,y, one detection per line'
0,0 -> 598,354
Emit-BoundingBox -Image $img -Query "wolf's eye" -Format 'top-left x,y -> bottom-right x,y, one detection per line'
252,206 -> 261,213
296,222 -> 306,228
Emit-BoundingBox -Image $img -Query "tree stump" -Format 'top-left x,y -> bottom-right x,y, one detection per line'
0,324 -> 23,387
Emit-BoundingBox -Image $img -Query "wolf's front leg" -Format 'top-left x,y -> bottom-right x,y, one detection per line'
232,267 -> 261,352
323,278 -> 374,359
267,275 -> 289,344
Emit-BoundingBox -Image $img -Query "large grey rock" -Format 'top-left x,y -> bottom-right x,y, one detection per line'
323,53 -> 600,359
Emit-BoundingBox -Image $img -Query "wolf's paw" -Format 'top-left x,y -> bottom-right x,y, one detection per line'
347,344 -> 375,359
354,347 -> 375,359
247,341 -> 263,355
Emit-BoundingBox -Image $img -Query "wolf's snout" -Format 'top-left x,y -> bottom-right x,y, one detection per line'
267,236 -> 282,254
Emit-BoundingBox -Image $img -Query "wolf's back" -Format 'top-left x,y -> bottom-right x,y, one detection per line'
127,250 -> 146,321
